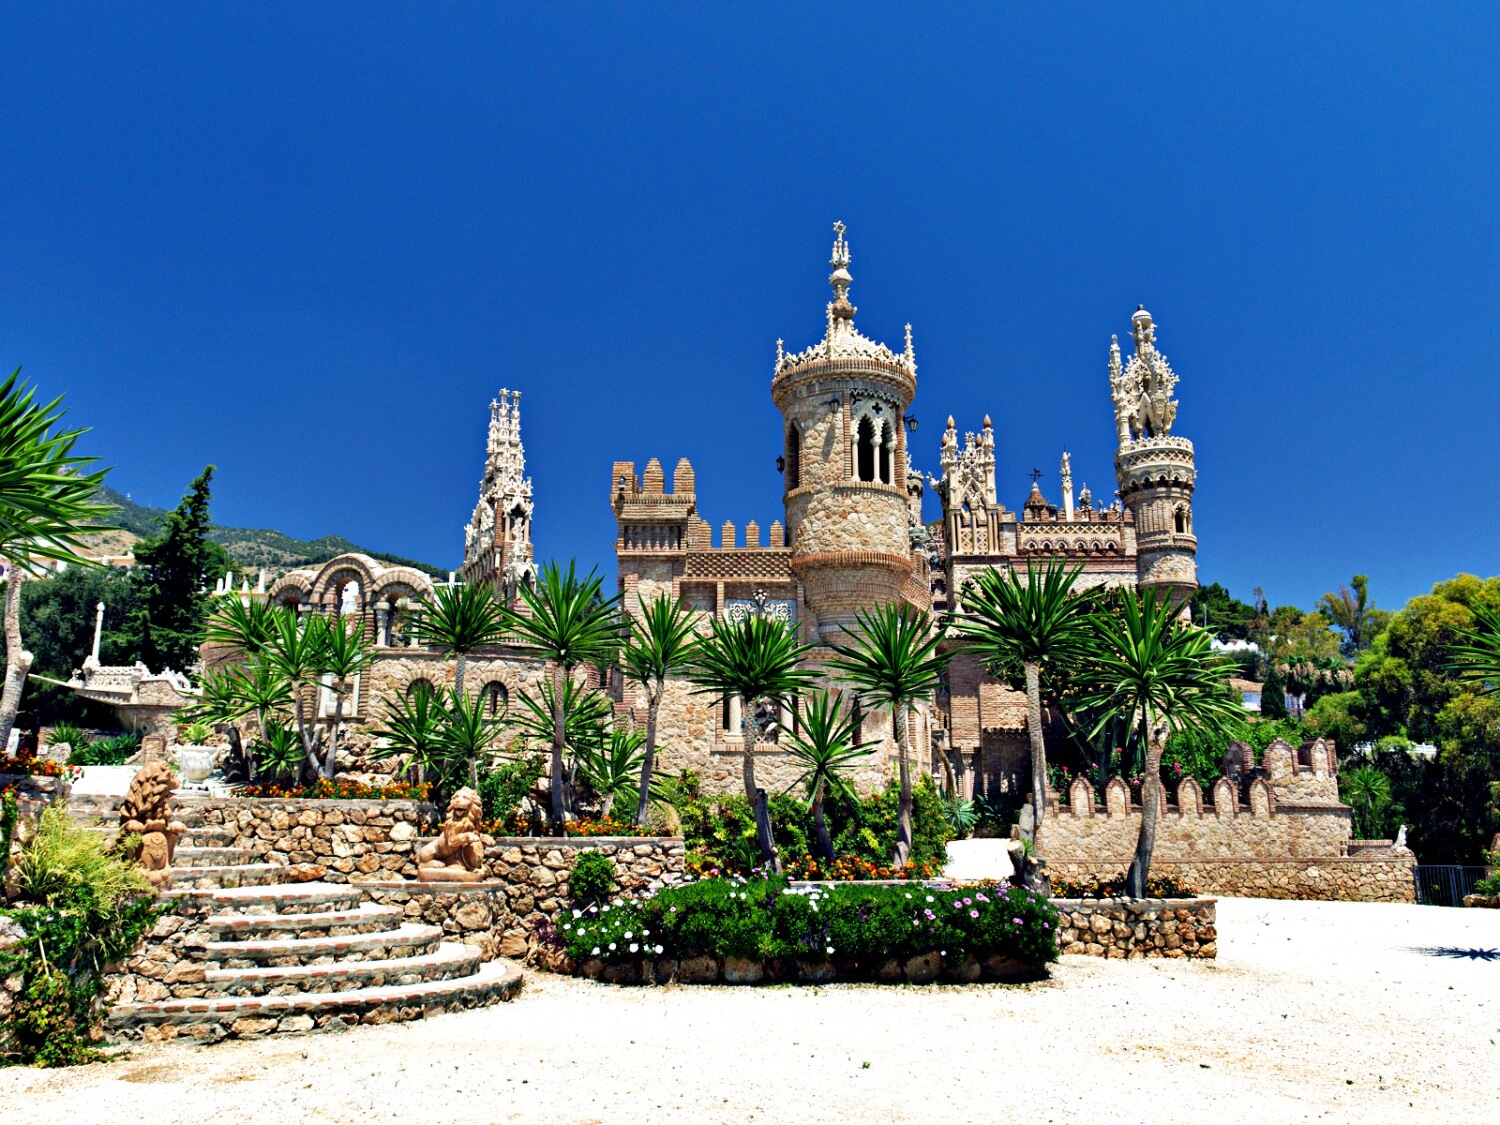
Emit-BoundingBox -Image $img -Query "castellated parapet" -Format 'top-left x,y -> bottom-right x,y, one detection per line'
772,222 -> 926,643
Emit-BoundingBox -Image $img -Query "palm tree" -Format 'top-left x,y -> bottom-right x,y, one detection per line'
1339,764 -> 1394,839
827,603 -> 948,867
950,558 -> 1090,839
690,612 -> 816,869
205,595 -> 279,657
576,726 -> 651,819
436,688 -> 507,792
369,685 -> 453,791
0,370 -> 113,752
1317,574 -> 1385,654
782,690 -> 874,860
262,607 -> 329,776
1447,599 -> 1500,692
620,593 -> 700,826
317,615 -> 374,779
1074,587 -> 1242,897
504,562 -> 621,831
410,582 -> 508,700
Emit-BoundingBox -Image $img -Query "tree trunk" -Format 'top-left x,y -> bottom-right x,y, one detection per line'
1126,709 -> 1162,899
549,664 -> 568,833
455,652 -> 466,700
292,685 -> 316,773
894,703 -> 913,868
1024,661 -> 1047,843
0,570 -> 33,757
741,699 -> 779,871
324,684 -> 343,779
812,780 -> 835,862
634,687 -> 661,827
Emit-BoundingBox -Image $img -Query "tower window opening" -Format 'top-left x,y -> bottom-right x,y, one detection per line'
856,416 -> 876,482
785,423 -> 801,490
879,422 -> 894,484
1174,506 -> 1187,534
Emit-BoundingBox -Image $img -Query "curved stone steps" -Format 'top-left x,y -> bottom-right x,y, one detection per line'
176,846 -> 256,867
108,958 -> 523,1039
197,942 -> 483,998
169,863 -> 285,889
207,922 -> 444,967
206,903 -> 402,940
180,881 -> 363,916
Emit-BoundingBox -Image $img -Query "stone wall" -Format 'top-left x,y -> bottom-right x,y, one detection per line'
1045,858 -> 1416,904
1053,897 -> 1216,959
190,797 -> 438,882
479,836 -> 686,965
359,883 -> 509,959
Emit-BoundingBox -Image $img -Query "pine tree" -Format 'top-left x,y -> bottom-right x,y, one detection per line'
129,467 -> 233,673
1260,664 -> 1289,720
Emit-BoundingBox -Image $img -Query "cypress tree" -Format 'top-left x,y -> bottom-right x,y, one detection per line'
130,467 -> 233,673
1260,664 -> 1289,721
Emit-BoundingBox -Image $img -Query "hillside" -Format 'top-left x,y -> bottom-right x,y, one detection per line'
91,486 -> 448,578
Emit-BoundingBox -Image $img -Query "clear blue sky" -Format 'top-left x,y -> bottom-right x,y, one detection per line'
1,4 -> 1495,612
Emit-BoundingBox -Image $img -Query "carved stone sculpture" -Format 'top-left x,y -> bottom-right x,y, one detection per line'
417,787 -> 491,882
119,761 -> 187,888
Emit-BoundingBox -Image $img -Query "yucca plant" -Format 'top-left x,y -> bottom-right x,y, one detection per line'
951,558 -> 1090,837
575,726 -> 655,818
316,614 -> 373,779
505,561 -> 621,831
436,687 -> 508,790
204,595 -> 279,657
689,612 -> 816,869
827,602 -> 948,867
369,684 -> 452,790
619,593 -> 700,826
410,581 -> 509,699
1339,764 -> 1394,839
781,690 -> 874,860
1447,599 -> 1500,693
251,721 -> 305,787
1074,587 -> 1241,897
0,369 -> 115,754
261,607 -> 328,775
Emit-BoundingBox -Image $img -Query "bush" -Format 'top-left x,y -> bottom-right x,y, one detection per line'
46,723 -> 89,758
478,755 -> 546,829
67,732 -> 141,767
569,850 -> 616,904
560,875 -> 1058,972
1049,872 -> 1198,899
1,807 -> 161,1066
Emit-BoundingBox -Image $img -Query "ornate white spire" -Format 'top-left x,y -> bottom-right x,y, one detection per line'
1061,452 -> 1074,522
1109,307 -> 1180,448
463,388 -> 536,592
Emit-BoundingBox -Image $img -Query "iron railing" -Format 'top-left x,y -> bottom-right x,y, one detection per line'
1413,865 -> 1489,907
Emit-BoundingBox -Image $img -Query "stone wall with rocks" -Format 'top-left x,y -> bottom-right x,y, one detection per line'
190,797 -> 437,882
359,883 -> 508,959
1053,897 -> 1216,959
576,947 -> 1039,986
480,836 -> 686,966
1047,857 -> 1416,904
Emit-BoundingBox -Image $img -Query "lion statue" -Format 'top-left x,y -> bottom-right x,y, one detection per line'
118,761 -> 187,888
417,787 -> 490,882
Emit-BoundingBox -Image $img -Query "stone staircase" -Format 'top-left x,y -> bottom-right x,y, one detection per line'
69,793 -> 522,1040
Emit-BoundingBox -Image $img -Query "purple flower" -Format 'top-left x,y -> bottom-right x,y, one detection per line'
969,910 -> 979,918
1012,917 -> 1022,924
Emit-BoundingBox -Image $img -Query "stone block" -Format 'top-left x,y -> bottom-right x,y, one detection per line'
722,957 -> 764,984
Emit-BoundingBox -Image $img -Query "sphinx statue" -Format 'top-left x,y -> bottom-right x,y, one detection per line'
417,787 -> 491,882
119,761 -> 187,888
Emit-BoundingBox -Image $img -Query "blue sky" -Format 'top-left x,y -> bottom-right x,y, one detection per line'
1,4 -> 1494,612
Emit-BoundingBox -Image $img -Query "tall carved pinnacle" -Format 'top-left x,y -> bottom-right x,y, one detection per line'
828,221 -> 854,320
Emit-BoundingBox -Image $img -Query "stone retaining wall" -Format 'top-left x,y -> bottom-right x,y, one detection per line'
190,797 -> 438,883
576,949 -> 1040,986
1046,858 -> 1416,904
1053,897 -> 1216,959
359,883 -> 508,958
480,836 -> 686,965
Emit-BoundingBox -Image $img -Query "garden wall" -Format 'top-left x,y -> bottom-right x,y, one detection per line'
1053,897 -> 1216,959
188,797 -> 438,883
476,836 -> 686,966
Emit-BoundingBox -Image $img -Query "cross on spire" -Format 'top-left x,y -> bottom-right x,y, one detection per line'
1028,468 -> 1043,484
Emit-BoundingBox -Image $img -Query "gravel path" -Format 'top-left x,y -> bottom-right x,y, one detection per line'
3,897 -> 1496,1124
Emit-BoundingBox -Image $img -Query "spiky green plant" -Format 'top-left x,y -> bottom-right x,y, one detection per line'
827,602 -> 948,867
619,593 -> 700,826
204,595 -> 279,656
316,615 -> 373,778
951,558 -> 1090,838
575,726 -> 657,818
436,687 -> 508,791
410,582 -> 509,699
10,805 -> 151,909
689,612 -> 816,869
781,690 -> 875,860
1074,587 -> 1242,897
1447,600 -> 1500,693
504,562 -> 621,831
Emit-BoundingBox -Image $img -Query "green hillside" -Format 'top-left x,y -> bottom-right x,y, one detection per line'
95,486 -> 448,578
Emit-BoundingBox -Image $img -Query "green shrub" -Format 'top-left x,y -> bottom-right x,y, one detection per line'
560,875 -> 1059,971
47,723 -> 89,759
569,850 -> 616,904
1,807 -> 161,1066
478,755 -> 546,827
179,720 -> 214,746
1474,869 -> 1500,897
68,732 -> 141,767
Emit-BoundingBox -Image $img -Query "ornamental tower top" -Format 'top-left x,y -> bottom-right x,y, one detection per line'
461,388 -> 537,595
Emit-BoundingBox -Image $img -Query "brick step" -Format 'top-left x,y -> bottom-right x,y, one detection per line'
205,903 -> 402,941
176,846 -> 256,867
168,881 -> 362,916
197,942 -> 483,998
179,827 -> 239,847
168,863 -> 285,890
206,922 -> 443,967
107,958 -> 523,1040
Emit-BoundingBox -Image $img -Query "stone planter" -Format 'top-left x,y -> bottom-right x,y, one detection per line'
174,746 -> 217,784
1462,893 -> 1500,909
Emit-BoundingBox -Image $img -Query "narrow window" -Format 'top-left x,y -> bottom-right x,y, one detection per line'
1174,507 -> 1187,534
785,423 -> 801,490
879,422 -> 894,484
483,681 -> 508,717
856,416 -> 876,482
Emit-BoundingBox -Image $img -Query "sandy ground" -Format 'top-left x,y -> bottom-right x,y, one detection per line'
2,897 -> 1496,1125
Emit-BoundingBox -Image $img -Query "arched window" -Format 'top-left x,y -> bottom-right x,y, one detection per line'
406,678 -> 436,703
482,681 -> 508,717
280,594 -> 301,612
785,423 -> 801,490
1174,507 -> 1188,534
879,422 -> 894,484
856,416 -> 876,482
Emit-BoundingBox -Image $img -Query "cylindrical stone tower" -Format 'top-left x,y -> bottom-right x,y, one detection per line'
1110,306 -> 1198,606
773,222 -> 918,644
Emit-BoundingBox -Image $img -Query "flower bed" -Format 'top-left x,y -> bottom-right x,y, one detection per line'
559,875 -> 1058,984
0,754 -> 79,781
780,854 -> 942,881
239,778 -> 430,801
1048,872 -> 1198,900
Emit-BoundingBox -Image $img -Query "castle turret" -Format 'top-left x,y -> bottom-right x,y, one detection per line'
1110,307 -> 1197,604
773,222 -> 920,642
461,389 -> 537,595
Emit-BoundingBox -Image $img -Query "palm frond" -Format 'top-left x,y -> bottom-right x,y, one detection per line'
409,582 -> 508,657
780,690 -> 875,805
950,557 -> 1090,680
1447,600 -> 1500,693
620,593 -> 700,691
826,601 -> 948,710
687,612 -> 817,707
506,560 -> 621,669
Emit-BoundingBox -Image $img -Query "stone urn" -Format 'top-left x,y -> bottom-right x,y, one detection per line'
174,745 -> 217,784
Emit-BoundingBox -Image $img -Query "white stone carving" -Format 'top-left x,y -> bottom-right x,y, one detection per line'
1110,306 -> 1180,446
463,388 -> 537,592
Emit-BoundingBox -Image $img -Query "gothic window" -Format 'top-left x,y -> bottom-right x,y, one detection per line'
785,423 -> 801,490
482,681 -> 508,717
406,678 -> 436,703
856,416 -> 876,482
879,422 -> 894,484
1174,507 -> 1188,534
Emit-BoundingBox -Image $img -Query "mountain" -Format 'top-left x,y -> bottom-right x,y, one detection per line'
92,486 -> 448,578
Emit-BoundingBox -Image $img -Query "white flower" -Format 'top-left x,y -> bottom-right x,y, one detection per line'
926,896 -> 934,903
826,946 -> 834,954
592,947 -> 600,955
608,942 -> 616,950
624,931 -> 634,940
572,909 -> 582,919
629,943 -> 639,953
654,944 -> 664,954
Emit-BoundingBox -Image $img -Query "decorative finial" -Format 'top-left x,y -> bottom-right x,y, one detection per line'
982,414 -> 992,429
946,415 -> 955,429
776,338 -> 784,365
903,323 -> 914,364
828,221 -> 854,321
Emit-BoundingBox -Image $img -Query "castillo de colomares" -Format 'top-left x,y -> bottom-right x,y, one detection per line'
0,7 -> 1496,1125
